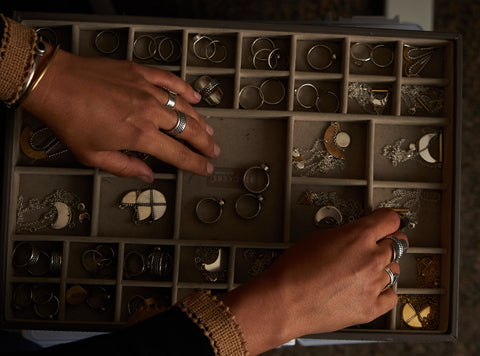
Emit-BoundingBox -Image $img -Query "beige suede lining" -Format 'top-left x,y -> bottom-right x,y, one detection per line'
177,290 -> 249,356
0,14 -> 37,106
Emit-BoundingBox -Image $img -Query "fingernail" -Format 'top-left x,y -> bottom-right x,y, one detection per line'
194,91 -> 202,101
138,175 -> 153,183
214,143 -> 221,157
206,124 -> 214,136
207,162 -> 215,175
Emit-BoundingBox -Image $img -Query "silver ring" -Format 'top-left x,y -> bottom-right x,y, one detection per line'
315,90 -> 340,113
350,42 -> 372,66
235,193 -> 264,220
123,250 -> 147,278
259,79 -> 285,105
165,90 -> 176,109
12,242 -> 39,268
128,295 -> 147,315
206,39 -> 227,63
35,27 -> 58,46
239,85 -> 265,110
34,295 -> 59,319
82,249 -> 103,274
384,236 -> 408,263
196,197 -> 225,224
95,30 -> 120,54
295,83 -> 319,109
382,267 -> 400,292
194,75 -> 223,106
253,48 -> 273,69
371,44 -> 394,68
156,36 -> 181,63
166,111 -> 187,136
250,37 -> 275,57
32,284 -> 54,305
133,34 -> 156,60
27,250 -> 51,276
147,247 -> 173,277
193,34 -> 214,60
243,163 -> 270,194
49,249 -> 63,275
307,44 -> 336,71
267,48 -> 289,70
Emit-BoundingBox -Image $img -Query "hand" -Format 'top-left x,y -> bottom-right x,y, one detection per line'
22,45 -> 220,182
220,209 -> 408,355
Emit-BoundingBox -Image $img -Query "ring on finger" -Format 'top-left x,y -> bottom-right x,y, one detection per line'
166,110 -> 187,136
383,235 -> 408,263
382,266 -> 399,292
165,90 -> 176,109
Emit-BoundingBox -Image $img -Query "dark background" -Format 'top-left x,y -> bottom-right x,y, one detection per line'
1,1 -> 478,355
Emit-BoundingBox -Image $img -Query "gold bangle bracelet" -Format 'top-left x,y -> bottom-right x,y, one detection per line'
18,45 -> 60,106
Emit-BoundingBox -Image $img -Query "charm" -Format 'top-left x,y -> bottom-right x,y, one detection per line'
401,85 -> 444,115
119,189 -> 167,223
20,126 -> 68,160
16,190 -> 89,233
399,295 -> 440,330
382,130 -> 443,167
292,122 -> 350,176
194,247 -> 227,283
348,82 -> 390,115
297,190 -> 363,227
403,45 -> 438,77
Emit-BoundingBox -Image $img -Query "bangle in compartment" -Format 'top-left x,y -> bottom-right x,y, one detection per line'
307,44 -> 336,71
95,30 -> 120,54
235,193 -> 264,220
196,197 -> 225,224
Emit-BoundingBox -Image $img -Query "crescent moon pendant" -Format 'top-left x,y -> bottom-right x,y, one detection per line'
417,133 -> 439,164
315,205 -> 343,226
51,202 -> 72,229
202,249 -> 223,272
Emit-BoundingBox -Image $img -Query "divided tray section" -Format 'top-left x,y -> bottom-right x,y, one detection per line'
3,17 -> 460,339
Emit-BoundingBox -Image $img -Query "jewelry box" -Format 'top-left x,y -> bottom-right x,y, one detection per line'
0,12 -> 461,344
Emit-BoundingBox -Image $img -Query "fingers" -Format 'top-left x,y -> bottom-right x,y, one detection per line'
87,151 -> 155,182
352,208 -> 401,243
138,130 -> 215,176
145,108 -> 219,160
136,65 -> 201,104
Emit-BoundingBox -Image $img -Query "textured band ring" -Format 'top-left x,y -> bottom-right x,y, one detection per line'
12,242 -> 39,268
196,197 -> 225,224
382,266 -> 400,292
165,90 -> 176,109
27,250 -> 51,276
194,75 -> 223,106
385,235 -> 408,263
166,111 -> 187,136
235,193 -> 264,220
307,44 -> 336,71
147,247 -> 173,277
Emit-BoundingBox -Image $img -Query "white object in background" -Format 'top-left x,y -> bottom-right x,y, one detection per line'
385,0 -> 434,31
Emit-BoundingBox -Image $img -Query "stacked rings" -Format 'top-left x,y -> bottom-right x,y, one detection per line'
133,34 -> 181,62
295,83 -> 340,113
193,75 -> 223,106
192,34 -> 228,63
239,79 -> 285,109
166,111 -> 187,136
351,42 -> 394,68
250,37 -> 289,70
382,267 -> 400,292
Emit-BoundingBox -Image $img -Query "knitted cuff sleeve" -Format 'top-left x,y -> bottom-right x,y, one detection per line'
177,290 -> 249,356
0,14 -> 37,106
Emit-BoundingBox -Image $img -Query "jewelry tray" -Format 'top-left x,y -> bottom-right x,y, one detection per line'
0,12 -> 461,343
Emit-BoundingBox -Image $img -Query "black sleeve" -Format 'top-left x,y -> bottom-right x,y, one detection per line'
6,307 -> 214,356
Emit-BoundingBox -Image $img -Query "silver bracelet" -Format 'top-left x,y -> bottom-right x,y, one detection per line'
16,37 -> 47,105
